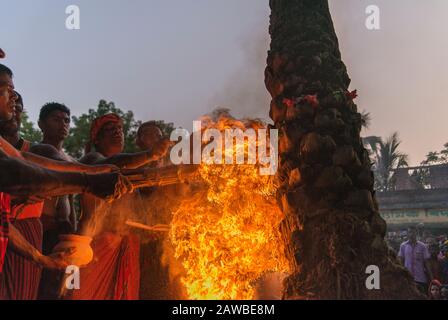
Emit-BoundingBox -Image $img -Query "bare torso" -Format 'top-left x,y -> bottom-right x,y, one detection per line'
30,144 -> 77,234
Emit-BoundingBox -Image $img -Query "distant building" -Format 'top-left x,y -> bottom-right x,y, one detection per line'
377,164 -> 448,231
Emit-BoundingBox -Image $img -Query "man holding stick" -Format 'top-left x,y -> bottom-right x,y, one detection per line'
67,114 -> 170,300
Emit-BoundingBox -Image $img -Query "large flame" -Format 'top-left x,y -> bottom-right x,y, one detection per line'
169,112 -> 289,300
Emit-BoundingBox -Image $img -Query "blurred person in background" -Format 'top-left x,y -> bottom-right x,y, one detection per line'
398,226 -> 433,294
428,279 -> 442,300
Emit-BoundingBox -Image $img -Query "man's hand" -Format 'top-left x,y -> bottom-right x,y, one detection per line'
149,138 -> 172,160
0,48 -> 5,59
35,249 -> 74,270
85,172 -> 133,202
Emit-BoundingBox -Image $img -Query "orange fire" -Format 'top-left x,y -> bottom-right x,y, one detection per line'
169,113 -> 289,300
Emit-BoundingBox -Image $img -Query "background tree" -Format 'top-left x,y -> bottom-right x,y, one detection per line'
363,133 -> 409,191
20,112 -> 42,143
421,142 -> 448,165
265,0 -> 420,299
360,111 -> 371,130
410,142 -> 448,189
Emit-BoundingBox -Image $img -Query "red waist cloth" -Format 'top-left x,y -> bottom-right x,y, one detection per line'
0,193 -> 10,273
8,139 -> 43,221
65,232 -> 140,300
10,202 -> 44,220
0,218 -> 43,300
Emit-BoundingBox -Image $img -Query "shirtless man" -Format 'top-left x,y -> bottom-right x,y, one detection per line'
67,114 -> 170,300
33,102 -> 80,253
135,121 -> 172,299
34,102 -> 104,300
0,52 -> 131,286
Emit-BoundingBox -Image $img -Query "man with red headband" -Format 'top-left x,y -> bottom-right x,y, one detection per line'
66,113 -> 170,300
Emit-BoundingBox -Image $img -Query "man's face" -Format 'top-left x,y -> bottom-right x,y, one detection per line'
0,98 -> 23,135
39,110 -> 70,142
138,125 -> 162,150
0,73 -> 17,121
407,229 -> 417,242
96,121 -> 124,156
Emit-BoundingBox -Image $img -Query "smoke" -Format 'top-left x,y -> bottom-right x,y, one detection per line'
208,21 -> 271,123
208,0 -> 448,165
79,183 -> 191,299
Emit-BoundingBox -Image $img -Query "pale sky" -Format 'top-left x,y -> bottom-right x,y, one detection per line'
1,0 -> 447,165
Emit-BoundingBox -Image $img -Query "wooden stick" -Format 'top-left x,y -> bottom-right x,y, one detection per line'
125,220 -> 170,232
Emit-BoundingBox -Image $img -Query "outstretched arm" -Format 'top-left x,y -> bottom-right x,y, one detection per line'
0,149 -> 87,196
0,148 -> 131,200
24,144 -> 116,173
81,139 -> 171,169
0,136 -> 115,174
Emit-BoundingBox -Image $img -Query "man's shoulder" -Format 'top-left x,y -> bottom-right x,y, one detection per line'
29,143 -> 58,153
29,143 -> 61,159
399,240 -> 410,248
79,151 -> 105,164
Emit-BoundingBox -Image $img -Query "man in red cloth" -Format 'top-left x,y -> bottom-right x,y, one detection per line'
0,90 -> 46,299
0,49 -> 133,299
66,114 -> 170,300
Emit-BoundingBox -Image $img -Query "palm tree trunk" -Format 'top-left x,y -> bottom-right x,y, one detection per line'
265,0 -> 422,299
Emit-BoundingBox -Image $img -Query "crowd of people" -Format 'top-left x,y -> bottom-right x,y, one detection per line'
387,225 -> 448,300
0,48 -> 174,300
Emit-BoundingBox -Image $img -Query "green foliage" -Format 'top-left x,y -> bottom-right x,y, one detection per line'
363,132 -> 409,192
413,143 -> 448,188
421,143 -> 448,165
360,111 -> 371,129
20,112 -> 42,143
